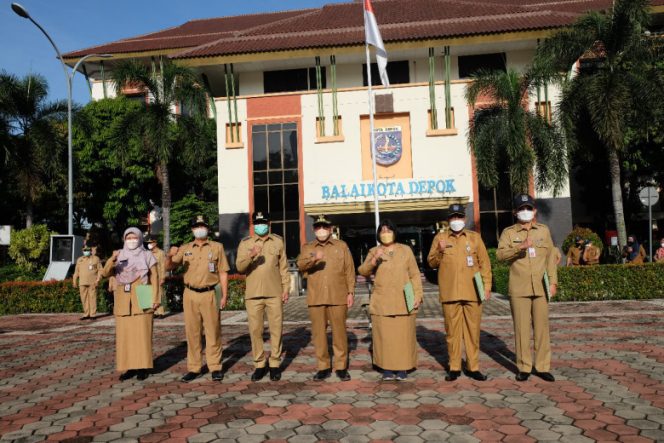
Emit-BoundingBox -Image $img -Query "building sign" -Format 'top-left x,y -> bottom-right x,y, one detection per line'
321,178 -> 456,201
374,126 -> 403,166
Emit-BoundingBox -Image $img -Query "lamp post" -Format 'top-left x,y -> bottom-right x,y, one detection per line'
11,3 -> 111,235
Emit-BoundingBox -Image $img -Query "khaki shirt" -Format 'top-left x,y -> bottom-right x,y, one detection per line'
358,243 -> 424,316
566,246 -> 583,266
236,234 -> 290,298
496,223 -> 558,298
297,238 -> 356,306
582,245 -> 600,265
73,256 -> 102,286
625,245 -> 646,264
171,240 -> 230,288
102,258 -> 158,316
427,229 -> 491,303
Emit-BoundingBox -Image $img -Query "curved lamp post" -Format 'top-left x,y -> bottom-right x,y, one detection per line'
11,3 -> 111,235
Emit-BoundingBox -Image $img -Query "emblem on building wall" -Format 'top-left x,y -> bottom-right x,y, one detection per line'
374,126 -> 403,166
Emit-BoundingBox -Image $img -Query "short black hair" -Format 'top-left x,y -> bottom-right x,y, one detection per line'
376,219 -> 399,244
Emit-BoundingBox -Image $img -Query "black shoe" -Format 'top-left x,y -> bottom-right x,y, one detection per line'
467,371 -> 488,381
251,367 -> 267,382
533,370 -> 555,382
211,370 -> 224,381
313,369 -> 331,381
515,371 -> 530,381
136,369 -> 149,381
445,370 -> 461,381
80,316 -> 89,321
119,370 -> 136,381
335,369 -> 351,381
180,371 -> 200,383
269,367 -> 281,381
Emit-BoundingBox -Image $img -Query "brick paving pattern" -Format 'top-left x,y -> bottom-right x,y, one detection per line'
1,295 -> 663,442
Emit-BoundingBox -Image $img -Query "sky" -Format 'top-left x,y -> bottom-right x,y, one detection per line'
0,0 -> 344,105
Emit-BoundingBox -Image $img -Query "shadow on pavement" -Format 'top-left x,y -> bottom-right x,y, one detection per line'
280,326 -> 311,372
416,324 -> 449,372
480,330 -> 518,373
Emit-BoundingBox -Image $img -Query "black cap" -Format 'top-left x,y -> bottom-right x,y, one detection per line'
574,236 -> 582,243
82,246 -> 91,251
252,211 -> 270,224
513,194 -> 536,210
191,215 -> 209,227
313,214 -> 332,227
447,204 -> 465,218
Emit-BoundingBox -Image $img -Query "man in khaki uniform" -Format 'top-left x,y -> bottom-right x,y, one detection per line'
236,211 -> 290,382
582,240 -> 600,265
566,237 -> 584,266
167,215 -> 229,383
497,194 -> 558,382
146,235 -> 168,318
297,215 -> 355,382
73,246 -> 102,320
427,204 -> 491,381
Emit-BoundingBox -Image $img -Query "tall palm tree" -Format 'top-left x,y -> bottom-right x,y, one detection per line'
111,59 -> 211,250
466,68 -> 568,197
534,0 -> 663,248
0,72 -> 67,227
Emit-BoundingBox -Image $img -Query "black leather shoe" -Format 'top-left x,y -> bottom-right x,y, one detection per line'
467,371 -> 488,381
313,369 -> 331,381
80,316 -> 89,321
136,369 -> 149,381
180,372 -> 200,383
445,370 -> 461,381
119,370 -> 136,381
515,371 -> 530,381
251,367 -> 267,382
269,367 -> 281,381
533,370 -> 555,382
335,369 -> 351,381
211,370 -> 224,381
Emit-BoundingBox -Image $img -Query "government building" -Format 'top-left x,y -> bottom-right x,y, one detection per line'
63,0 -> 664,266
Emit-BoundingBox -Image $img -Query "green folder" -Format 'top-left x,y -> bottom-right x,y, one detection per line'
404,281 -> 415,313
136,285 -> 153,310
543,271 -> 551,302
214,284 -> 222,309
473,272 -> 486,302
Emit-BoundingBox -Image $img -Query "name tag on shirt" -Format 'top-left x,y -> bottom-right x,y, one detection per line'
466,256 -> 474,267
208,262 -> 216,273
124,283 -> 131,293
528,247 -> 537,258
88,265 -> 94,270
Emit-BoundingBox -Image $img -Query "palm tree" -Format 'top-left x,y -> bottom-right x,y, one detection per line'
466,68 -> 568,197
111,59 -> 211,250
0,72 -> 67,227
533,0 -> 663,248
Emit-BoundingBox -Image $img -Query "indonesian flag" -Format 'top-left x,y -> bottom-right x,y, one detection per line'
364,0 -> 390,87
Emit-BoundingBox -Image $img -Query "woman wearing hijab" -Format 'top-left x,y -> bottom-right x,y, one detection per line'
102,228 -> 159,381
623,234 -> 647,264
358,219 -> 423,381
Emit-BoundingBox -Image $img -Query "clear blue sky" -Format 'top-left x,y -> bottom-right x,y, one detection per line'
0,0 -> 344,105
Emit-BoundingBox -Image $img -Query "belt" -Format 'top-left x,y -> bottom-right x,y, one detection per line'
185,284 -> 216,293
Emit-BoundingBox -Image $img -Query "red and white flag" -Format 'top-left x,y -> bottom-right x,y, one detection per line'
364,0 -> 390,87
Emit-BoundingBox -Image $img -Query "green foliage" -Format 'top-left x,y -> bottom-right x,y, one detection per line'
562,227 -> 604,255
7,225 -> 54,272
0,279 -> 110,315
556,263 -> 664,301
0,263 -> 46,283
164,275 -> 246,312
169,194 -> 218,247
487,248 -> 510,295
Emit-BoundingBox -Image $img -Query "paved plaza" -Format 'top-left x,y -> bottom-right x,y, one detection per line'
1,293 -> 664,443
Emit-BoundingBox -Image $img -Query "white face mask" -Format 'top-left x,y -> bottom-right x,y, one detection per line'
125,239 -> 139,250
193,228 -> 208,239
315,228 -> 330,242
83,251 -> 91,257
147,243 -> 155,250
516,209 -> 535,222
449,220 -> 465,232
661,243 -> 664,248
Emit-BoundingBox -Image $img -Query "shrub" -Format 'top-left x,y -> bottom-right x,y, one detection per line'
164,274 -> 246,312
562,226 -> 603,255
0,264 -> 46,283
7,225 -> 54,272
0,280 -> 110,315
487,248 -> 509,294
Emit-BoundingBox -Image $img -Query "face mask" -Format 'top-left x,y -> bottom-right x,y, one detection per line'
193,228 -> 208,239
125,239 -> 139,250
661,243 -> 664,248
449,220 -> 465,232
254,224 -> 269,236
379,232 -> 395,245
315,228 -> 330,242
147,243 -> 155,250
628,239 -> 634,245
83,251 -> 91,257
516,209 -> 535,222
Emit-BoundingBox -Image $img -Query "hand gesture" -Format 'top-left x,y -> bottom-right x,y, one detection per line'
282,291 -> 289,304
314,250 -> 324,261
111,250 -> 120,261
250,244 -> 262,258
520,237 -> 533,250
413,298 -> 423,310
372,247 -> 384,266
438,238 -> 447,252
168,246 -> 179,257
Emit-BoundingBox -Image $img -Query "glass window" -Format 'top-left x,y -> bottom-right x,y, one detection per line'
263,67 -> 325,93
283,130 -> 298,169
363,60 -> 410,86
252,132 -> 267,171
458,53 -> 506,79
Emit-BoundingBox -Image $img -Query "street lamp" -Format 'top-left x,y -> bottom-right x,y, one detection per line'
11,3 -> 111,235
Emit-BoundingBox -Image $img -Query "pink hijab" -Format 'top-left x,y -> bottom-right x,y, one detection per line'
115,227 -> 157,285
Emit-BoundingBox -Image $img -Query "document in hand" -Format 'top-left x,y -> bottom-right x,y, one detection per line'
543,271 -> 551,302
215,284 -> 222,309
473,272 -> 486,302
136,285 -> 153,310
404,281 -> 415,313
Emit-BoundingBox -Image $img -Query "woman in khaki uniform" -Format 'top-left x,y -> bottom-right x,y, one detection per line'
102,227 -> 159,381
358,219 -> 423,381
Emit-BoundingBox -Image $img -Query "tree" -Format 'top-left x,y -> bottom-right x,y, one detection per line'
466,68 -> 568,196
8,224 -> 54,272
534,0 -> 663,248
169,194 -> 218,247
0,72 -> 68,228
111,59 -> 212,251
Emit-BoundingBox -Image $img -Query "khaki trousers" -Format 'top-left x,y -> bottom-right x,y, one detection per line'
79,285 -> 97,317
442,301 -> 482,372
308,305 -> 348,371
246,297 -> 283,368
183,288 -> 222,372
509,295 -> 551,372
